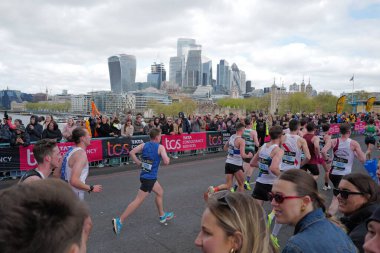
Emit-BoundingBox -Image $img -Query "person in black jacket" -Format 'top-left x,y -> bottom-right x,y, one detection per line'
178,112 -> 191,134
0,117 -> 12,144
42,121 -> 62,142
10,125 -> 30,146
337,173 -> 380,253
26,115 -> 42,142
96,115 -> 114,137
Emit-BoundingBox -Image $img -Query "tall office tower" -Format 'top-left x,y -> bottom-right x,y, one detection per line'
147,62 -> 166,89
169,56 -> 182,86
177,38 -> 196,57
184,49 -> 202,87
231,63 -> 243,94
172,38 -> 202,87
108,54 -> 136,93
202,56 -> 212,86
240,70 -> 246,94
217,59 -> 231,90
246,80 -> 253,93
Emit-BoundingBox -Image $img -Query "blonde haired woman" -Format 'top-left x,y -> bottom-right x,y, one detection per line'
195,191 -> 275,253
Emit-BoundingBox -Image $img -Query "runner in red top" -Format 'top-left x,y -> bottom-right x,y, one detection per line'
301,122 -> 321,180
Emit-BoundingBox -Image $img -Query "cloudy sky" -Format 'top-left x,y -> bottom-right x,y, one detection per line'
1,0 -> 379,95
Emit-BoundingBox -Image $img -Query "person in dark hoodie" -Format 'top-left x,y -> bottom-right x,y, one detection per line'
10,125 -> 30,146
26,115 -> 43,142
179,112 -> 191,134
42,121 -> 62,142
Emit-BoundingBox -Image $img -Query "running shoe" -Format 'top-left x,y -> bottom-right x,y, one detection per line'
208,186 -> 215,195
244,181 -> 252,190
270,234 -> 280,249
322,185 -> 331,191
230,187 -> 235,192
112,217 -> 123,235
160,212 -> 174,223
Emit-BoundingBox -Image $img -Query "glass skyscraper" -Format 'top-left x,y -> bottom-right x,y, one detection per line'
217,59 -> 231,90
108,54 -> 136,93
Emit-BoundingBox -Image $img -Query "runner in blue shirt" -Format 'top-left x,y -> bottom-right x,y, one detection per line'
112,128 -> 173,235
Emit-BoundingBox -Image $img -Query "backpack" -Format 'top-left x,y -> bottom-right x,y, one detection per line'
19,169 -> 42,183
257,121 -> 265,133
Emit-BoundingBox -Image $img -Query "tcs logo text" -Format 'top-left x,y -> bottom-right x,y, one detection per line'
164,138 -> 181,150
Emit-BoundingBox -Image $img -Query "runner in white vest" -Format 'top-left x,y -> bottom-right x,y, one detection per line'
280,119 -> 310,172
321,123 -> 366,215
64,127 -> 102,200
250,125 -> 284,249
206,123 -> 253,198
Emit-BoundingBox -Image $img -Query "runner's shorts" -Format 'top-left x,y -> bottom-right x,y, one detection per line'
140,178 -> 157,193
329,174 -> 344,190
243,157 -> 252,163
225,163 -> 244,174
365,136 -> 376,145
252,182 -> 272,201
301,164 -> 319,175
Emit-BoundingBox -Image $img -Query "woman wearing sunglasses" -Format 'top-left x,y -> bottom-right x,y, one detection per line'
271,169 -> 356,253
337,173 -> 380,253
195,192 -> 275,253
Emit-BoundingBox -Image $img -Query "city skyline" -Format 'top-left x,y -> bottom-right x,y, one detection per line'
1,1 -> 380,96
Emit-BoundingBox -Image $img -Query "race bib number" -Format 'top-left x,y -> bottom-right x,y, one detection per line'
300,152 -> 305,161
141,159 -> 153,173
283,151 -> 296,165
258,157 -> 270,175
332,157 -> 348,171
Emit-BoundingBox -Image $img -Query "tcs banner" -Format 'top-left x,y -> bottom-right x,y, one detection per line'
19,140 -> 103,171
162,133 -> 207,151
328,124 -> 340,135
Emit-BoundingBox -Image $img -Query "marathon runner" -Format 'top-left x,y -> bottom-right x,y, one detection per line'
364,118 -> 380,160
19,139 -> 62,183
301,122 -> 321,180
241,118 -> 259,190
319,123 -> 333,190
112,128 -> 173,235
298,118 -> 308,137
280,119 -> 311,172
63,127 -> 103,200
206,123 -> 253,197
321,123 -> 366,215
250,125 -> 284,249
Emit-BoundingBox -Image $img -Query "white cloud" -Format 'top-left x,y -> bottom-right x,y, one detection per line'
0,0 -> 379,96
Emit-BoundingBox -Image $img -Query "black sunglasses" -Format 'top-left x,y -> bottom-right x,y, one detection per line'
268,192 -> 303,204
333,188 -> 364,199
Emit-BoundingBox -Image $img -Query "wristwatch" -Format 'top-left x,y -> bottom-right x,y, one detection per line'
88,185 -> 94,193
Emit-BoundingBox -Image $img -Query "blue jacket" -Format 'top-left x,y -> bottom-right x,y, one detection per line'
282,208 -> 357,253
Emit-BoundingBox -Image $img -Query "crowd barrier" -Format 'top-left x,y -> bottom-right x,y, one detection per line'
0,131 -> 233,180
0,121 -> 376,180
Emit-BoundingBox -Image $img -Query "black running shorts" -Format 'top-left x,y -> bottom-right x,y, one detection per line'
252,182 -> 272,201
225,163 -> 244,174
243,157 -> 252,163
301,164 -> 320,175
365,136 -> 376,145
140,178 -> 157,193
329,174 -> 344,190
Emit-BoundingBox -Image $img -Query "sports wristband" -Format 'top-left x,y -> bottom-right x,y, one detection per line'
88,185 -> 94,193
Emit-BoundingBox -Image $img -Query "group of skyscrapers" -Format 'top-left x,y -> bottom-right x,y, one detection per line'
108,38 -> 247,95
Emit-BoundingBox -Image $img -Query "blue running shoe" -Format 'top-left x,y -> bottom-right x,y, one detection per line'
112,217 -> 123,235
160,212 -> 174,223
